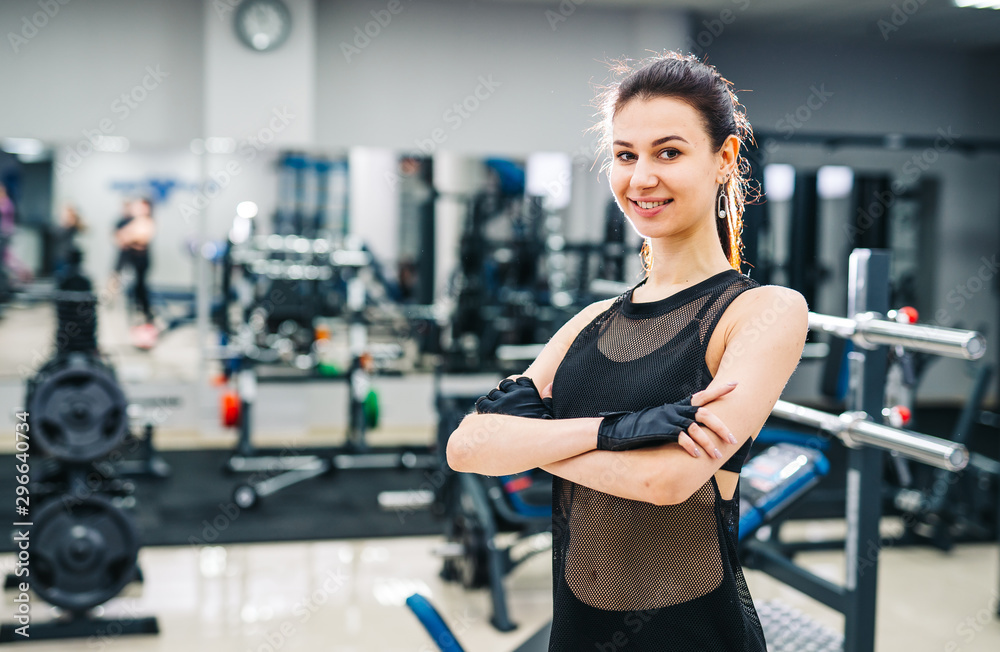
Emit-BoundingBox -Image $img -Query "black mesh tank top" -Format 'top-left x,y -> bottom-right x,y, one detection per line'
548,268 -> 767,651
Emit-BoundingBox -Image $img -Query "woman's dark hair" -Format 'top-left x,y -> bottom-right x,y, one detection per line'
592,50 -> 758,274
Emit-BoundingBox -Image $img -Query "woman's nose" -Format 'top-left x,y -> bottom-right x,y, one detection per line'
630,157 -> 658,190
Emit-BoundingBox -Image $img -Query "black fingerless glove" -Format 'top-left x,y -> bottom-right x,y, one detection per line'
597,394 -> 697,451
475,376 -> 553,419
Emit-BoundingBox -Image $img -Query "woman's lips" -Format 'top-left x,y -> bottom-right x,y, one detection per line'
629,198 -> 673,216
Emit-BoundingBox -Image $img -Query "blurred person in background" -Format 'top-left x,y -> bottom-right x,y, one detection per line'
111,197 -> 156,327
0,183 -> 32,286
53,203 -> 86,279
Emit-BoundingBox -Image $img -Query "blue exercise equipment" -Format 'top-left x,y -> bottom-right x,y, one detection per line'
405,594 -> 466,652
739,443 -> 830,541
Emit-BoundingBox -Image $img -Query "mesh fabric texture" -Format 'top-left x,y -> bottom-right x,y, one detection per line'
548,268 -> 767,651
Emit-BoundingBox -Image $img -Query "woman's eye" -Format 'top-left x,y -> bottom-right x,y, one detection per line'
615,151 -> 635,162
660,149 -> 680,160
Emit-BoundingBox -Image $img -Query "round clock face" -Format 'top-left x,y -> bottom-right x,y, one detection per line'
235,0 -> 292,52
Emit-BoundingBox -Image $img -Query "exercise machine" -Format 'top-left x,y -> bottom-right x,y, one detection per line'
217,234 -> 434,509
1,265 -> 159,642
742,248 -> 977,652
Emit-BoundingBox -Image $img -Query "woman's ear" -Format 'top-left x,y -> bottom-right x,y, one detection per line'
716,134 -> 740,183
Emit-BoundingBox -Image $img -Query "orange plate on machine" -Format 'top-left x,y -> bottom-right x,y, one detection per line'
221,391 -> 241,427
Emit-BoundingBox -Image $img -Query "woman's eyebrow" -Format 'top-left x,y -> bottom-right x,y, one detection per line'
652,135 -> 689,146
613,135 -> 690,148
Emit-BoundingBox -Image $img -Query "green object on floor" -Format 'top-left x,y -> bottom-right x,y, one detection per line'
317,362 -> 340,377
364,388 -> 380,429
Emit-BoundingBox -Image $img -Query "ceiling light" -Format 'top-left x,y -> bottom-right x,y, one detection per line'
952,0 -> 1000,9
1,137 -> 44,156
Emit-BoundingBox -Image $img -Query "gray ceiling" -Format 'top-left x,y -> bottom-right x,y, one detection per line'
489,0 -> 1000,50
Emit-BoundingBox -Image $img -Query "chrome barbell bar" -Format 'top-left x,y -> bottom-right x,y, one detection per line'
808,311 -> 985,360
771,399 -> 968,472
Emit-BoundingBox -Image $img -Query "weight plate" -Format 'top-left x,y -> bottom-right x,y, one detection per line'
31,495 -> 140,613
452,513 -> 489,590
28,361 -> 128,462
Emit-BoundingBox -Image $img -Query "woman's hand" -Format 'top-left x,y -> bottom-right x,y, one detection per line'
475,376 -> 553,419
594,382 -> 739,457
678,382 -> 739,459
488,376 -> 738,460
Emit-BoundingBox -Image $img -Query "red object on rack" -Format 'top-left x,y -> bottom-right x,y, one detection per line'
221,391 -> 241,427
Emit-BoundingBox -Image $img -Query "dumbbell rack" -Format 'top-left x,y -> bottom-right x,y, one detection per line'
219,238 -> 435,509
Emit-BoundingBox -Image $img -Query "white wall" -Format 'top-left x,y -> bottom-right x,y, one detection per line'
0,0 -> 204,146
203,0 -> 316,144
349,147 -> 400,279
315,1 -> 690,154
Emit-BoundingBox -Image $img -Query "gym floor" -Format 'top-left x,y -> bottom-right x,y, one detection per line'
0,524 -> 997,651
0,303 -> 998,651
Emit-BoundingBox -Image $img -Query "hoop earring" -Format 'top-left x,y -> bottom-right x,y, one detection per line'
641,237 -> 653,272
717,183 -> 728,220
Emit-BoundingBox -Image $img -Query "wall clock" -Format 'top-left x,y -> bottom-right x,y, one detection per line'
234,0 -> 292,53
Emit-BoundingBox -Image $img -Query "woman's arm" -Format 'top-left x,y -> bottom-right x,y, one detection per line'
445,298 -> 613,475
447,412 -> 601,476
542,286 -> 810,505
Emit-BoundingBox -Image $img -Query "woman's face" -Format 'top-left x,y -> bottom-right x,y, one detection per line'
609,95 -> 731,240
131,199 -> 151,218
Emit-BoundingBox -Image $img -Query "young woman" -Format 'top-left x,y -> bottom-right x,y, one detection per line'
447,51 -> 809,650
112,197 -> 156,325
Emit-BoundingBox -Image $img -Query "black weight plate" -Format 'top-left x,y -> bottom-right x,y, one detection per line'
452,513 -> 489,590
31,495 -> 139,612
28,363 -> 128,462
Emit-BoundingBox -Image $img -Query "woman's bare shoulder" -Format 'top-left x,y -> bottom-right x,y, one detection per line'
723,284 -> 809,340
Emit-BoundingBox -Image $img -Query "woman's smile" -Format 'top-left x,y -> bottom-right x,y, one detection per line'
629,197 -> 674,217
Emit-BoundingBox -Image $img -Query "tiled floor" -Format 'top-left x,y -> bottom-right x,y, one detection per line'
1,529 -> 998,651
